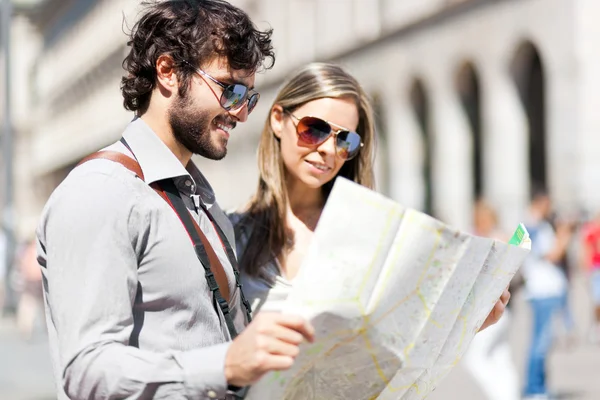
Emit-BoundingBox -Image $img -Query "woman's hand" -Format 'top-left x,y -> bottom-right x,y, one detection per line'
479,287 -> 511,332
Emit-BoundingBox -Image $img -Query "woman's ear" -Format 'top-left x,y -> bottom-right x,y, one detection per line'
270,105 -> 285,139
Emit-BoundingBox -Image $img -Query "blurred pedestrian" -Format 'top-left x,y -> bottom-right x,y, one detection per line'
549,211 -> 578,347
15,239 -> 43,341
462,199 -> 520,400
0,229 -> 6,315
581,211 -> 600,343
522,189 -> 573,400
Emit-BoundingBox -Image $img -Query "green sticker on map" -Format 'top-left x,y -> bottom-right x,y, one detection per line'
508,223 -> 528,246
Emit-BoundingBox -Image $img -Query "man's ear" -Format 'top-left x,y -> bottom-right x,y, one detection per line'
271,105 -> 285,139
155,55 -> 178,94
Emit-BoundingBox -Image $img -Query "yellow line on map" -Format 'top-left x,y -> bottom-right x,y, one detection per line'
356,300 -> 394,385
356,208 -> 403,298
367,212 -> 413,312
416,289 -> 441,328
359,329 -> 390,384
369,225 -> 441,328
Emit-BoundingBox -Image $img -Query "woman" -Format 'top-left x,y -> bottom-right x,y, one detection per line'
229,62 -> 509,330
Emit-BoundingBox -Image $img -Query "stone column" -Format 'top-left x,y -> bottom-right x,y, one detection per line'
574,0 -> 600,215
379,82 -> 428,211
429,71 -> 473,230
479,59 -> 529,231
12,16 -> 42,238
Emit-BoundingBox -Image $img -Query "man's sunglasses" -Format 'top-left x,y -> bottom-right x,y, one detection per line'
183,61 -> 260,114
285,111 -> 363,160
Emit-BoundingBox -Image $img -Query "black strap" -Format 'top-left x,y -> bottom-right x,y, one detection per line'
228,386 -> 249,399
197,202 -> 253,324
165,187 -> 254,400
158,179 -> 242,339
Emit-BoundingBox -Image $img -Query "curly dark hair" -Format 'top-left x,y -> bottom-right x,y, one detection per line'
121,0 -> 275,113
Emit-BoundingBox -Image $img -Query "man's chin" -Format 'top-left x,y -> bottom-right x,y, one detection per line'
196,142 -> 227,160
197,150 -> 226,161
208,150 -> 227,161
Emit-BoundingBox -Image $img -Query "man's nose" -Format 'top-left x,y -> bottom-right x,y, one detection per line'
229,102 -> 249,123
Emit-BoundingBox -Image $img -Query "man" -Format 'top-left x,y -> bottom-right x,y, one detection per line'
37,1 -> 313,399
522,189 -> 572,400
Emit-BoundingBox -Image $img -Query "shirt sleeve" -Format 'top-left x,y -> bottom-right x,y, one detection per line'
38,167 -> 230,400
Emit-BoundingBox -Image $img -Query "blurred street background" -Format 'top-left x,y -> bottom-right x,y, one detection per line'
2,0 -> 600,399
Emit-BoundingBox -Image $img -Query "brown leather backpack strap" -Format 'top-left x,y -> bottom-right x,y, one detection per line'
78,151 -> 145,181
78,150 -> 231,303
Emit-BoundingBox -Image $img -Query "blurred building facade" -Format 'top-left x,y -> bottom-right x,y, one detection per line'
4,0 -> 600,238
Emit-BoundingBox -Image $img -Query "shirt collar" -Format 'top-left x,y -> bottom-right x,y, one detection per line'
121,118 -> 216,204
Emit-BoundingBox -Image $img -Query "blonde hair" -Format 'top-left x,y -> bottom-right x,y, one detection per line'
236,62 -> 376,279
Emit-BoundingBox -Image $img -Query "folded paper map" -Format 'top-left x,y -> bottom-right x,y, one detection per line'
246,177 -> 530,400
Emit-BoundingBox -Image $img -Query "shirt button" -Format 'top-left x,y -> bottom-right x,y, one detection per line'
207,390 -> 217,398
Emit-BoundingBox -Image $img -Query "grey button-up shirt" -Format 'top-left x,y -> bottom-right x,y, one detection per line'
36,118 -> 247,400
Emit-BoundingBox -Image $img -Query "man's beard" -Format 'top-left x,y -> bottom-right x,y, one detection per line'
168,92 -> 228,160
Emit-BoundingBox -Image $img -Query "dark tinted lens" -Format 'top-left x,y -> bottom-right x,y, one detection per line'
247,93 -> 260,114
297,117 -> 332,145
336,131 -> 362,160
221,84 -> 248,110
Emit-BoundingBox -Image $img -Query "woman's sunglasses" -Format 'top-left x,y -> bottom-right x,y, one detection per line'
285,111 -> 363,160
183,60 -> 260,114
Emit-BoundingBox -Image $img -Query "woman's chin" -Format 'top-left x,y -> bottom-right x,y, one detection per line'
299,174 -> 335,190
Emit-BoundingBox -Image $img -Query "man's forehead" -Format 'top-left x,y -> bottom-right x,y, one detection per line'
230,69 -> 256,87
203,57 -> 256,87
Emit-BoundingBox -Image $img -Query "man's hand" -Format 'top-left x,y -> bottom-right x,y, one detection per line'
224,312 -> 315,387
479,287 -> 511,332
